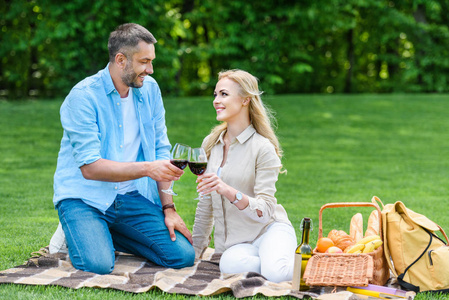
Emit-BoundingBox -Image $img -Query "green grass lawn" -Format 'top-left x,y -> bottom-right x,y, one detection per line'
1,94 -> 448,299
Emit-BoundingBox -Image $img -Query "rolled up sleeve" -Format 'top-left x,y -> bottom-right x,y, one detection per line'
241,143 -> 281,223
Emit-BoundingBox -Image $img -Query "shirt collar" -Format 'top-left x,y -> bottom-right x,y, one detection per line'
101,63 -> 143,101
102,64 -> 116,95
216,124 -> 256,145
217,131 -> 226,145
236,124 -> 256,144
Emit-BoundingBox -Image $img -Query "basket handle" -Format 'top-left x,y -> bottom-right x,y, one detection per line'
318,201 -> 383,240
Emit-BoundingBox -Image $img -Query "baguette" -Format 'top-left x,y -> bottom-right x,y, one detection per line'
350,213 -> 363,242
365,210 -> 379,237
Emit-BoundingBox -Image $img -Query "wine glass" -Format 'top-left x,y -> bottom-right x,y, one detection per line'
162,143 -> 190,196
189,147 -> 209,200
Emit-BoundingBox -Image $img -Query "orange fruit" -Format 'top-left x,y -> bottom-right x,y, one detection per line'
316,237 -> 335,253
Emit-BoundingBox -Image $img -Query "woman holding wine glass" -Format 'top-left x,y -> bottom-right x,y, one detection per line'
189,147 -> 209,200
192,69 -> 297,283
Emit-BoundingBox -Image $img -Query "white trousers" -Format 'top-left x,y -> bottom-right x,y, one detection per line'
219,222 -> 297,283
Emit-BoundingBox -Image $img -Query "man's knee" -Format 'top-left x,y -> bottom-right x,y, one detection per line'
166,244 -> 195,268
72,255 -> 115,275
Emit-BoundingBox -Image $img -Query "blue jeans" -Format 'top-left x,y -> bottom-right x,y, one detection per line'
57,191 -> 195,274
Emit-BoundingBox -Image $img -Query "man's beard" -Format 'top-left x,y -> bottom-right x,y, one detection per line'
121,62 -> 144,88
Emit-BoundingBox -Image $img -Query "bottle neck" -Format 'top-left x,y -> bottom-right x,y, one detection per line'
301,224 -> 310,245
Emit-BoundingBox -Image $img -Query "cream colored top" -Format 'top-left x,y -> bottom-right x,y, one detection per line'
192,124 -> 292,258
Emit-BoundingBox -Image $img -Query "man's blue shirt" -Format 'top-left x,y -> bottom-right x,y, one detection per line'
53,64 -> 171,213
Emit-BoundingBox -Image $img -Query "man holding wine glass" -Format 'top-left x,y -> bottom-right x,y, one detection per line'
49,23 -> 195,274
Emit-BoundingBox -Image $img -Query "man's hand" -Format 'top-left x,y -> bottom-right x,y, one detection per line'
147,160 -> 184,182
164,208 -> 193,244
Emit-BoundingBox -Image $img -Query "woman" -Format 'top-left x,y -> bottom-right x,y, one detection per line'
192,69 -> 297,283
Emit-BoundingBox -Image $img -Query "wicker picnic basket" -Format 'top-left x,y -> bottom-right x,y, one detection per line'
303,202 -> 390,287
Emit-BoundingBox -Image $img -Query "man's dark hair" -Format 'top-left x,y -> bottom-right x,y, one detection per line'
108,23 -> 157,62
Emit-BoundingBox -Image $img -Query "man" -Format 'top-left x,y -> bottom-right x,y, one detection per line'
50,23 -> 195,274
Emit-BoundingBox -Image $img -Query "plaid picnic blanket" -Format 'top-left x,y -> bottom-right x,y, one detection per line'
0,247 -> 318,298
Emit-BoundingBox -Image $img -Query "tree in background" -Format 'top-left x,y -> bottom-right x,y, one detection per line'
1,0 -> 448,99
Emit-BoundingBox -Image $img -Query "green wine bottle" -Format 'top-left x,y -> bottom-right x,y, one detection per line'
291,217 -> 312,291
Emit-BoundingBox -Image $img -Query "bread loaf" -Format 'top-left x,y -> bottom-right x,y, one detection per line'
365,210 -> 379,237
328,229 -> 354,251
350,213 -> 363,242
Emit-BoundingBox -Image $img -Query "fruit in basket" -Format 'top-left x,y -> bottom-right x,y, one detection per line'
325,246 -> 343,253
363,241 -> 377,253
344,243 -> 365,253
344,235 -> 383,254
316,237 -> 335,253
373,239 -> 383,248
356,235 -> 381,245
362,239 -> 383,253
327,229 -> 355,251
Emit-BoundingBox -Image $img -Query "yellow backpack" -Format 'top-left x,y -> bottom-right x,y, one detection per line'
373,197 -> 449,292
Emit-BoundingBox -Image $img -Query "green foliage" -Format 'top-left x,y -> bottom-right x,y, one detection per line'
1,0 -> 449,99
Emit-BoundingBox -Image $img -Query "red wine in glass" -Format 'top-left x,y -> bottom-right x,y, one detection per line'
171,159 -> 188,170
189,147 -> 209,200
188,162 -> 207,175
162,143 -> 191,196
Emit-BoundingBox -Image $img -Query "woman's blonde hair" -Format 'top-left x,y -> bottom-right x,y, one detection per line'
203,69 -> 283,161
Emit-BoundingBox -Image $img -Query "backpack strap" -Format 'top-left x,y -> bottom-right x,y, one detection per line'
371,196 -> 384,210
397,229 -> 433,292
437,224 -> 449,245
376,196 -> 398,277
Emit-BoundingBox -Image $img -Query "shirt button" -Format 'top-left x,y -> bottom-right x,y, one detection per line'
119,124 -> 122,128
120,145 -> 123,148
117,102 -> 120,106
106,203 -> 109,206
114,186 -> 118,190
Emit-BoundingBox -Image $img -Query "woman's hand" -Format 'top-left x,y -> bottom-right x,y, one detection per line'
197,173 -> 250,211
196,173 -> 230,196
